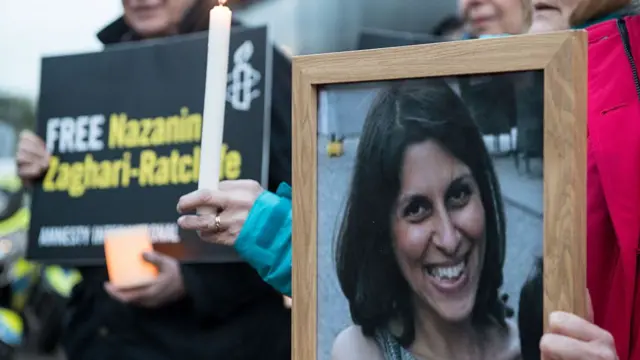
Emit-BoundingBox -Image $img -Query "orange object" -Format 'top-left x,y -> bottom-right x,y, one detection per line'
104,226 -> 158,289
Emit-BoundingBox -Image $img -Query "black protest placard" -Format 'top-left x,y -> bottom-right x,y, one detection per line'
27,26 -> 271,265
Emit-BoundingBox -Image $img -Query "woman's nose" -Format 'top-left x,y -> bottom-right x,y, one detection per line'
432,212 -> 461,255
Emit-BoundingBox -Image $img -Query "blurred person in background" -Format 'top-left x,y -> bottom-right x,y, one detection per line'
528,0 -> 571,32
526,0 -> 640,359
459,0 -> 532,37
456,0 -> 533,165
0,174 -> 30,359
16,0 -> 293,359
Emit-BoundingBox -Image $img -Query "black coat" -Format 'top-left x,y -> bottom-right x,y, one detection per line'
61,7 -> 292,360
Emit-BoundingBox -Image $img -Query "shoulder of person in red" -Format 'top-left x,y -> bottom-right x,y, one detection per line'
583,2 -> 640,359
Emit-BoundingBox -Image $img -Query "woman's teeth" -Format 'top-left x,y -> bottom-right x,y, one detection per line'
426,261 -> 465,280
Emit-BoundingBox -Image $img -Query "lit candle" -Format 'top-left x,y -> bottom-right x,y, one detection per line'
104,225 -> 158,289
198,0 -> 232,215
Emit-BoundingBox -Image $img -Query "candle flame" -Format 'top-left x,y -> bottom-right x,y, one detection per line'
218,0 -> 227,6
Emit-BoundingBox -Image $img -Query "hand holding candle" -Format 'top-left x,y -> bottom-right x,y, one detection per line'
198,0 -> 232,215
104,225 -> 157,289
104,226 -> 186,308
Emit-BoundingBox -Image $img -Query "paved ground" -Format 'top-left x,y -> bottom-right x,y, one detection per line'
316,137 -> 543,360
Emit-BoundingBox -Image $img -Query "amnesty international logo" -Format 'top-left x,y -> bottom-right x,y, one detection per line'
227,40 -> 262,112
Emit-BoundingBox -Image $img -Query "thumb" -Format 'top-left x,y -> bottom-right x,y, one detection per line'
142,251 -> 170,270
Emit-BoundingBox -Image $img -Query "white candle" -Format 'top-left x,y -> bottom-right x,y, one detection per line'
198,1 -> 232,203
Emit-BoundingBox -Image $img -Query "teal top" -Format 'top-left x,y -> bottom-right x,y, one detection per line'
234,182 -> 292,297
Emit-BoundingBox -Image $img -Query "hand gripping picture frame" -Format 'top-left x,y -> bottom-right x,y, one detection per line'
292,31 -> 587,360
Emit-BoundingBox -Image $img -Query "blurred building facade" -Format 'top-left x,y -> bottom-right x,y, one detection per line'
234,0 -> 456,138
235,0 -> 456,55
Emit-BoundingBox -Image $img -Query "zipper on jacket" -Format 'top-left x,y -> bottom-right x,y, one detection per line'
617,18 -> 640,100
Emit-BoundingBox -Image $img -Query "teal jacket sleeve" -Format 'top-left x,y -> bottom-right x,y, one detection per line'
234,182 -> 292,297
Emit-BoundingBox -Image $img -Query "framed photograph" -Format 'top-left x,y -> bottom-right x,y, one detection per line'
292,31 -> 587,360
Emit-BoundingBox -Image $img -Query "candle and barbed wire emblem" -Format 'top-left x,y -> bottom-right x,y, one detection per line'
226,40 -> 261,112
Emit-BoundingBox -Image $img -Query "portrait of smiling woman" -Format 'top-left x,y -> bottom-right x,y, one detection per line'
316,77 -> 544,360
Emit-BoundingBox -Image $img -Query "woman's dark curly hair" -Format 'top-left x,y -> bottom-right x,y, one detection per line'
334,78 -> 508,346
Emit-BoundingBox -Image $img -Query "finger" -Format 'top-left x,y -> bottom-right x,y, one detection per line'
17,165 -> 42,179
16,148 -> 48,167
177,189 -> 229,213
213,210 -> 232,232
548,311 -> 612,343
177,213 -> 221,232
540,333 -> 588,360
16,148 -> 40,163
17,165 -> 48,183
105,280 -> 165,307
18,136 -> 48,159
195,228 -> 222,243
19,130 -> 46,148
127,284 -> 162,307
199,211 -> 241,246
104,282 -> 126,302
283,296 -> 292,309
540,333 -> 617,360
198,228 -> 235,246
219,179 -> 259,191
17,154 -> 50,180
17,143 -> 48,161
142,251 -> 172,271
104,282 -> 150,303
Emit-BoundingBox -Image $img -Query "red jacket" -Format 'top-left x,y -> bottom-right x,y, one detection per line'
587,15 -> 640,360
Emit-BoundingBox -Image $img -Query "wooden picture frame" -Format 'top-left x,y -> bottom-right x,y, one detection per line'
292,31 -> 587,360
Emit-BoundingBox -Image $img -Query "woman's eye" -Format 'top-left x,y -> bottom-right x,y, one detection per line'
403,199 -> 430,220
448,184 -> 472,207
